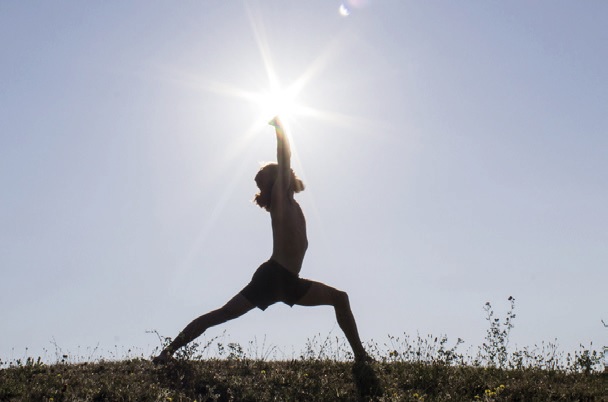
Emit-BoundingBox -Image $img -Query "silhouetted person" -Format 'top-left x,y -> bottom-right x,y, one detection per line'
153,117 -> 369,364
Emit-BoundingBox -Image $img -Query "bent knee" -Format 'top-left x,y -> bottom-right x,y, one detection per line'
332,289 -> 350,308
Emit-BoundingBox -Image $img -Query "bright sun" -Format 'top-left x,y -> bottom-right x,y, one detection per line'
171,3 -> 353,137
236,2 -> 329,130
255,82 -> 305,127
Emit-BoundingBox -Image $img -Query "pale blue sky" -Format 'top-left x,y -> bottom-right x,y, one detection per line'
1,1 -> 606,361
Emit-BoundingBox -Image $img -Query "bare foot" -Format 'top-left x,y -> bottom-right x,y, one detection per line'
152,350 -> 174,365
352,356 -> 383,398
354,352 -> 374,365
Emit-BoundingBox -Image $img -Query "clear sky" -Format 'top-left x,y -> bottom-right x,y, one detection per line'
1,1 -> 606,362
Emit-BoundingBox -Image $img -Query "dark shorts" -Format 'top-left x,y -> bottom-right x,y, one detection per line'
239,260 -> 313,311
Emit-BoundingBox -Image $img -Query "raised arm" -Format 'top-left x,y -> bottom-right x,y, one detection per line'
269,117 -> 291,184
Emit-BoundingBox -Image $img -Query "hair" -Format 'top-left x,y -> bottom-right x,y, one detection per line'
253,163 -> 305,211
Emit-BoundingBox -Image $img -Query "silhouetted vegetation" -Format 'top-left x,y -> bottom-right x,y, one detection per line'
1,356 -> 606,401
1,298 -> 606,401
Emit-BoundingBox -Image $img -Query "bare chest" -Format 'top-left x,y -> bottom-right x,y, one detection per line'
270,201 -> 308,272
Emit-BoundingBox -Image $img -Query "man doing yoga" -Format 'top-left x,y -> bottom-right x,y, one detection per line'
154,117 -> 369,363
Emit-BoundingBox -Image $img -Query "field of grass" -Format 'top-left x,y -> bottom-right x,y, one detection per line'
1,356 -> 606,401
2,299 -> 606,401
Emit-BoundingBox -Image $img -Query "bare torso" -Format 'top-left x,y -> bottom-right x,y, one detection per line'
270,196 -> 308,275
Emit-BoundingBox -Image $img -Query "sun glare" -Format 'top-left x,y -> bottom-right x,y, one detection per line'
256,85 -> 302,126
171,3 -> 362,136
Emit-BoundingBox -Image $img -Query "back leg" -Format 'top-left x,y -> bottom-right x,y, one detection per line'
155,293 -> 254,363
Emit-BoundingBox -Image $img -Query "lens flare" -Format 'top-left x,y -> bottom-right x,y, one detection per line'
339,4 -> 350,17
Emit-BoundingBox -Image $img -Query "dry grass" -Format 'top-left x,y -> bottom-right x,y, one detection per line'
1,357 -> 606,401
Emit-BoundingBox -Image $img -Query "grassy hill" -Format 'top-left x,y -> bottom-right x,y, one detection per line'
1,357 -> 606,401
2,300 -> 605,401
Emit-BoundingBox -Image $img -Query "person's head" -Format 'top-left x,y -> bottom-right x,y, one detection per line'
253,163 -> 305,211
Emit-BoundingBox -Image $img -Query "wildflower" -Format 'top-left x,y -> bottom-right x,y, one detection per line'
261,370 -> 266,374
484,389 -> 497,397
499,384 -> 505,389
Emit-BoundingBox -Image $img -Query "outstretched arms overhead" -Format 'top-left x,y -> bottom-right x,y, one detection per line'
269,116 -> 290,168
269,117 -> 292,186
